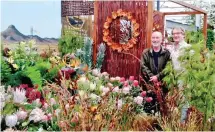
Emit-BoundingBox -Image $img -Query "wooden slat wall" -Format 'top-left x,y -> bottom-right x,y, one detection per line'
94,1 -> 148,79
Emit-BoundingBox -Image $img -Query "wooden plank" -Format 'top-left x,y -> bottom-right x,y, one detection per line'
203,14 -> 207,48
163,11 -> 203,15
93,1 -> 98,65
170,0 -> 207,14
147,1 -> 153,48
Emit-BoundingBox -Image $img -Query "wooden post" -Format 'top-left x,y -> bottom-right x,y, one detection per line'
203,13 -> 207,48
147,1 -> 153,48
93,1 -> 99,65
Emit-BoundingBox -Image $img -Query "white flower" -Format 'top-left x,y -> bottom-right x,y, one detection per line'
104,76 -> 109,80
101,72 -> 108,76
78,90 -> 86,99
134,96 -> 143,105
117,99 -> 123,110
77,76 -> 87,83
113,86 -> 119,93
107,83 -> 113,88
5,114 -> 18,127
115,76 -> 121,81
90,83 -> 96,91
29,108 -> 45,122
110,77 -> 116,82
33,98 -> 41,106
189,50 -> 195,56
92,69 -> 100,77
65,104 -> 70,111
16,110 -> 28,120
0,86 -> 6,110
122,86 -> 130,94
50,98 -> 56,106
13,88 -> 26,103
90,93 -> 99,100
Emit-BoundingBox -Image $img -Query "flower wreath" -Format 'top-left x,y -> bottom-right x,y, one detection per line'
103,9 -> 140,52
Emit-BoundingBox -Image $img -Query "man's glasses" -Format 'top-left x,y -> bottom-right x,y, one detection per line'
172,32 -> 182,35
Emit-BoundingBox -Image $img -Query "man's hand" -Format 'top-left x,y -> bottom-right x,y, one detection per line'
149,76 -> 158,83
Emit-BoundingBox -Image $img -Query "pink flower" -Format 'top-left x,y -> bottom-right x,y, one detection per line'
133,80 -> 139,87
122,86 -> 130,94
123,81 -> 128,87
140,91 -> 147,97
120,77 -> 125,82
113,86 -> 119,93
42,115 -> 48,122
129,76 -> 135,81
102,87 -> 110,96
43,103 -> 49,110
145,97 -> 153,103
101,72 -> 108,76
50,98 -> 56,106
117,99 -> 123,109
134,96 -> 143,105
16,110 -> 28,120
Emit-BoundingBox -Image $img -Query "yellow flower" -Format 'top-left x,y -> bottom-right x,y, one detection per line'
7,57 -> 14,64
70,59 -> 80,67
12,64 -> 19,70
94,114 -> 102,121
7,51 -> 12,56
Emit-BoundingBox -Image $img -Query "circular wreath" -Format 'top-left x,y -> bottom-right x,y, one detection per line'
103,9 -> 140,52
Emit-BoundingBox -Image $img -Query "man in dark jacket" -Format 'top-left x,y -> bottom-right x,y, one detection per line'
140,31 -> 171,114
141,31 -> 171,83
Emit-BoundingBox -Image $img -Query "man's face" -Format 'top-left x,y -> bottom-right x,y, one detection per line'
172,29 -> 184,43
151,32 -> 162,47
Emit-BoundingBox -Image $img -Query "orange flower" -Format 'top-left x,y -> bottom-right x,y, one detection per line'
131,19 -> 137,23
90,106 -> 98,113
122,11 -> 128,17
106,16 -> 112,23
112,11 -> 118,19
133,31 -> 140,37
133,23 -> 140,30
117,9 -> 123,16
70,59 -> 80,67
104,22 -> 110,29
127,12 -> 133,20
103,29 -> 109,36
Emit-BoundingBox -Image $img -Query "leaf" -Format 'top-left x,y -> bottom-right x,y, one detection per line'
3,103 -> 16,115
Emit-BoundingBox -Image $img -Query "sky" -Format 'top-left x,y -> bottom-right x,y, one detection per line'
1,0 -> 61,38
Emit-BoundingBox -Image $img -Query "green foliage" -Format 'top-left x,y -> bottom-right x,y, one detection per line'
3,103 -> 16,115
185,30 -> 204,44
206,29 -> 215,50
162,40 -> 215,130
96,43 -> 106,71
6,71 -> 23,87
23,66 -> 42,90
58,28 -> 84,56
1,58 -> 11,83
75,37 -> 93,68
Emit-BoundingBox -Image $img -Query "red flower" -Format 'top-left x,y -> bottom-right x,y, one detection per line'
145,97 -> 153,103
141,91 -> 147,97
133,80 -> 139,87
129,76 -> 134,81
120,77 -> 125,82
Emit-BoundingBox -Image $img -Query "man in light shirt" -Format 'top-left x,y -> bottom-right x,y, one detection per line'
166,27 -> 191,123
166,27 -> 191,71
